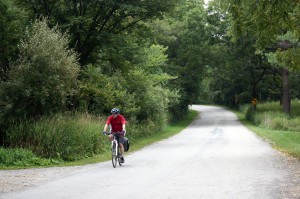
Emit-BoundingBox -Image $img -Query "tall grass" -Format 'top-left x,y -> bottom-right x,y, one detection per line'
241,100 -> 300,131
7,113 -> 105,161
238,100 -> 300,158
3,111 -> 176,164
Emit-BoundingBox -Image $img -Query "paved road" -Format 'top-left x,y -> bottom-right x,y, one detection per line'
1,105 -> 296,199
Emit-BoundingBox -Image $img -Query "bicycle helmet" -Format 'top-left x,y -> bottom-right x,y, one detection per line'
111,108 -> 120,114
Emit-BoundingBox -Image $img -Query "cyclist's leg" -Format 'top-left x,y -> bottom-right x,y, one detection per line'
119,136 -> 126,156
119,144 -> 125,163
119,143 -> 125,157
108,134 -> 114,141
118,136 -> 125,163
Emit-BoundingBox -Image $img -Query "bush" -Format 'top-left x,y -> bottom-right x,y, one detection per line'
1,18 -> 79,119
245,105 -> 256,123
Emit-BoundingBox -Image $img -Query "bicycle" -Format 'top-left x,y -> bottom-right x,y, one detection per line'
103,131 -> 123,168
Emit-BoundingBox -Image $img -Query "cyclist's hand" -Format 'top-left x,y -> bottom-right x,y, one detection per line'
121,130 -> 126,135
102,131 -> 107,135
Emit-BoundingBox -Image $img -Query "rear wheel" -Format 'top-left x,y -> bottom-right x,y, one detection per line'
112,143 -> 117,168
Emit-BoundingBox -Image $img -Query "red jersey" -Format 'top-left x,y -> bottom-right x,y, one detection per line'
106,114 -> 126,132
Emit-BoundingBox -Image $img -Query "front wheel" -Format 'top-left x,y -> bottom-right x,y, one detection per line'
112,143 -> 117,168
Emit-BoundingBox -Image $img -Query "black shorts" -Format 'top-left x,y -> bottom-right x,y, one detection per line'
112,133 -> 126,144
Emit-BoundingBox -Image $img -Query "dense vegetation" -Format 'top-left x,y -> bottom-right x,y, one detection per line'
1,0 -> 300,164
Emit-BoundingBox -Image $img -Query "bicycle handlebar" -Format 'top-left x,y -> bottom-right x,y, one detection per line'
102,131 -> 125,136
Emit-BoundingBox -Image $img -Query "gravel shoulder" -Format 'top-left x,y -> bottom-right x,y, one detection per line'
0,164 -> 100,193
276,154 -> 300,198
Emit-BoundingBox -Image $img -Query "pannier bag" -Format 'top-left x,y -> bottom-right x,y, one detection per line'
124,137 -> 130,152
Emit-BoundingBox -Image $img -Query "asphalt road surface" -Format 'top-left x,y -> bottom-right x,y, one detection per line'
2,105 -> 298,199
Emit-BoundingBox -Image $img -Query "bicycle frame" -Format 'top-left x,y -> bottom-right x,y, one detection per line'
111,133 -> 122,168
104,131 -> 123,168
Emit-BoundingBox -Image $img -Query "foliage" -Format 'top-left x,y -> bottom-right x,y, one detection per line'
1,19 -> 80,119
245,105 -> 256,123
1,0 -> 300,164
16,0 -> 179,65
77,30 -> 179,125
6,113 -> 103,161
223,0 -> 300,114
0,147 -> 60,167
1,110 -> 198,168
0,0 -> 27,81
127,69 -> 179,127
241,101 -> 300,131
151,0 -> 209,117
237,92 -> 251,104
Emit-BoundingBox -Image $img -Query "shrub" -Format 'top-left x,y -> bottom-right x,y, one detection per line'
2,18 -> 79,118
245,105 -> 256,123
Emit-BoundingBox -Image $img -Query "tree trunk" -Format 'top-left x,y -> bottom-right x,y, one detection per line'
282,68 -> 290,115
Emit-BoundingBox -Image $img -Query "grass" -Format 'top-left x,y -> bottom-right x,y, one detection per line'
0,148 -> 62,168
234,102 -> 300,159
0,110 -> 198,169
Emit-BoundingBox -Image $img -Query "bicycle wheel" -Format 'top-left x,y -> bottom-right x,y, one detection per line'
112,143 -> 117,168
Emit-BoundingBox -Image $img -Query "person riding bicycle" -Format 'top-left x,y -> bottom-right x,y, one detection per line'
103,108 -> 127,163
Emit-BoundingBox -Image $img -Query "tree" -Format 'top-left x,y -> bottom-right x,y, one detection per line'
16,0 -> 179,65
195,0 -> 279,107
78,32 -> 179,126
0,0 -> 27,81
1,19 -> 79,119
150,0 -> 210,117
226,0 -> 300,114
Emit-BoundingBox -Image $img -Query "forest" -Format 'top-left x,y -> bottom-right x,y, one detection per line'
1,0 -> 300,163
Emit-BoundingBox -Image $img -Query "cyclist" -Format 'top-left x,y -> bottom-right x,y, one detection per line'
103,108 -> 127,163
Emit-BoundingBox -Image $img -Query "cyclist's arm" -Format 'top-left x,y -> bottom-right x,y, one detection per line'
104,116 -> 112,132
120,115 -> 126,133
122,123 -> 126,133
103,123 -> 109,132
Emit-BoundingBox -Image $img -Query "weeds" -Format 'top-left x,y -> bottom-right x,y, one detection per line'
6,113 -> 104,161
0,148 -> 61,167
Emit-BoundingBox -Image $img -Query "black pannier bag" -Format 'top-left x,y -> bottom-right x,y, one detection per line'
124,137 -> 130,152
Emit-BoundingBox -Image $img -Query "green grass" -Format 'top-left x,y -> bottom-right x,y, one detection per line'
234,103 -> 300,159
0,110 -> 198,169
0,148 -> 62,169
250,127 -> 300,157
